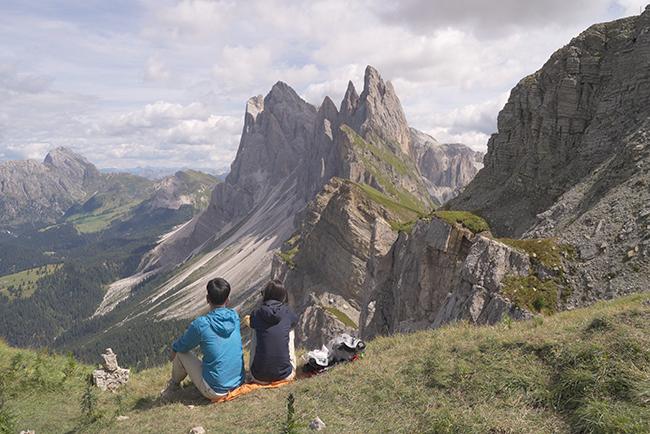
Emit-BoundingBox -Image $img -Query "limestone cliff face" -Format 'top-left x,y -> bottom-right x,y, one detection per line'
275,178 -> 405,347
448,8 -> 650,237
299,66 -> 436,211
139,170 -> 218,212
363,218 -> 533,338
98,66 -> 482,326
340,66 -> 412,155
447,8 -> 650,304
138,83 -> 317,272
0,147 -> 101,226
410,128 -> 484,204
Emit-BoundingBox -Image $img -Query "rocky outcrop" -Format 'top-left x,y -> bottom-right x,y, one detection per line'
363,217 -> 533,338
139,82 -> 317,273
410,128 -> 484,204
447,7 -> 650,305
447,8 -> 650,237
276,178 -> 406,347
140,170 -> 218,212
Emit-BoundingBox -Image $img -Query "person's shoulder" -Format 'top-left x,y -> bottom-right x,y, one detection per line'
191,315 -> 209,329
226,307 -> 241,319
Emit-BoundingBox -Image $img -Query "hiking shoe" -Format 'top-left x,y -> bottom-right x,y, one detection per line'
159,380 -> 181,401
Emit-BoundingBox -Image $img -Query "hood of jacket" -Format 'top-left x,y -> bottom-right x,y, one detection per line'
205,307 -> 239,337
255,300 -> 287,326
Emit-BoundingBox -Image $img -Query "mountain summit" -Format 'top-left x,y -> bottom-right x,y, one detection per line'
447,7 -> 650,305
0,147 -> 99,226
97,66 -> 482,336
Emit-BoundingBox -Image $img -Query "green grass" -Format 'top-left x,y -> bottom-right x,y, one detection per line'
341,125 -> 433,213
354,182 -> 425,233
498,238 -> 576,269
67,200 -> 141,233
0,264 -> 62,299
355,183 -> 423,219
433,210 -> 491,234
342,125 -> 413,177
323,307 -> 357,328
278,246 -> 299,269
501,274 -> 560,315
2,294 -> 649,433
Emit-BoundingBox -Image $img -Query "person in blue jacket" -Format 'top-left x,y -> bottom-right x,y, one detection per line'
160,277 -> 245,400
248,280 -> 298,383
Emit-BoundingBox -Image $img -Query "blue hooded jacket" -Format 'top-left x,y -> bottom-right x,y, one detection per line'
172,307 -> 245,394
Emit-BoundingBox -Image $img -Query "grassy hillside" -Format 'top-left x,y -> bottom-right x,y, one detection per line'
0,264 -> 62,299
2,293 -> 649,433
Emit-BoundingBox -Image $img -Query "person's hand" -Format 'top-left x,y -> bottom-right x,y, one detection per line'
169,349 -> 176,361
243,315 -> 251,327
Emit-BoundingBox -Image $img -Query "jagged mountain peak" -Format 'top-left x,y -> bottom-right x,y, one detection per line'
361,65 -> 387,97
341,65 -> 411,155
318,95 -> 339,119
266,80 -> 308,108
43,146 -> 100,184
43,146 -> 90,166
340,80 -> 360,117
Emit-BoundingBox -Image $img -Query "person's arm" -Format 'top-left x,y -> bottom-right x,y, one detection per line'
289,309 -> 299,328
249,310 -> 260,329
172,319 -> 202,353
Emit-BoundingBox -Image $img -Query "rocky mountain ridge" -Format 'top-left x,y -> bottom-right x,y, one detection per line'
96,66 -> 482,333
0,148 -> 217,230
0,148 -> 100,226
447,8 -> 650,310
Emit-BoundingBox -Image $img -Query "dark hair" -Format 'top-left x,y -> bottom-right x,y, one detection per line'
206,278 -> 231,306
262,280 -> 287,303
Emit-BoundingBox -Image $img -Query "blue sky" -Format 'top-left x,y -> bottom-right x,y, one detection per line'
0,0 -> 646,170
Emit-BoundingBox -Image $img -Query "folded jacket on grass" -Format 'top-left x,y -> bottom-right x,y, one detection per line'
211,378 -> 294,403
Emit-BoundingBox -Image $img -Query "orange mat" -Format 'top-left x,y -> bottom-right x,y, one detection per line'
211,379 -> 294,403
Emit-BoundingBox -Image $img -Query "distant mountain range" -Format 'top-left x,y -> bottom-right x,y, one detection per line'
99,166 -> 228,181
0,148 -> 218,230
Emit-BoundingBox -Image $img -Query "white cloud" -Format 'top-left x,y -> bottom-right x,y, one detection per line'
0,0 -> 646,169
144,56 -> 171,82
0,64 -> 52,94
3,142 -> 53,160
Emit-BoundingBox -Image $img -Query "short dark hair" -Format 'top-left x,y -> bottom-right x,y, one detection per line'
262,280 -> 287,303
206,278 -> 231,306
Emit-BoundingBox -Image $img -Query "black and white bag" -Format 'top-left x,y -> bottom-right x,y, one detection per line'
303,333 -> 366,374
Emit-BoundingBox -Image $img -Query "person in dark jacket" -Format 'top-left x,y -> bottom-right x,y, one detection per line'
160,277 -> 245,401
248,280 -> 298,383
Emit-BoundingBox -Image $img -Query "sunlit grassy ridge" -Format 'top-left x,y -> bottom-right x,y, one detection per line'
1,293 -> 649,433
0,264 -> 62,299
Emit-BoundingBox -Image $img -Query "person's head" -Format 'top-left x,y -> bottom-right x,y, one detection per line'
206,277 -> 231,307
261,280 -> 288,303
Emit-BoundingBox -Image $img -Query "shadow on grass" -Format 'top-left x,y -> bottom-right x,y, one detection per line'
134,384 -> 213,410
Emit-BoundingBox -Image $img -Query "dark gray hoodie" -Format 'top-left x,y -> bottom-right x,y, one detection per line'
250,300 -> 298,382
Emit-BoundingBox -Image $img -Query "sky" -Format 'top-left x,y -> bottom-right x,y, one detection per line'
0,0 -> 647,171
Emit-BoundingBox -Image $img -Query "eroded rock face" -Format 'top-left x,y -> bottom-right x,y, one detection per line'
137,82 -> 317,273
0,147 -> 100,226
363,218 -> 533,338
410,128 -> 484,204
448,9 -> 650,237
446,8 -> 650,304
278,178 -> 402,347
